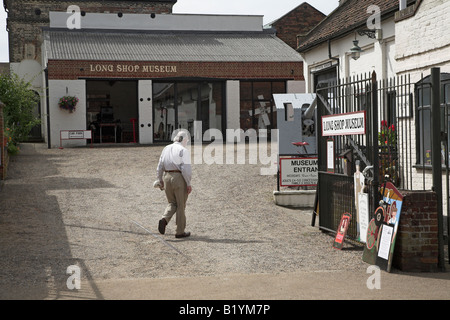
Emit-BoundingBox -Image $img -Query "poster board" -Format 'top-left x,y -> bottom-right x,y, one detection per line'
60,130 -> 92,140
332,212 -> 352,250
362,182 -> 403,272
357,193 -> 369,243
59,130 -> 93,149
327,139 -> 334,173
279,157 -> 318,187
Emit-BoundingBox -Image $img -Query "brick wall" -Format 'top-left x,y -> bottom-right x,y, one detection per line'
0,100 -> 7,180
393,190 -> 440,272
270,3 -> 326,49
6,0 -> 176,63
47,60 -> 304,81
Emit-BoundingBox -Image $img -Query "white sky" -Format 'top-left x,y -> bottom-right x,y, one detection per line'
0,0 -> 339,62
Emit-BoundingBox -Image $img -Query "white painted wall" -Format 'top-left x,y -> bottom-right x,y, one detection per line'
395,0 -> 450,80
49,11 -> 263,32
48,80 -> 86,148
300,17 -> 396,92
10,60 -> 43,90
287,80 -> 305,94
394,0 -> 450,196
138,80 -> 153,144
10,60 -> 46,140
226,80 -> 240,142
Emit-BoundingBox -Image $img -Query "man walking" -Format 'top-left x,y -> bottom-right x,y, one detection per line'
156,130 -> 192,238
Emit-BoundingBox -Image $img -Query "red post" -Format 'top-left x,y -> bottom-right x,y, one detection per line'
130,118 -> 137,143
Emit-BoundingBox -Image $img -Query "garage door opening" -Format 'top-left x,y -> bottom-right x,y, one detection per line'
86,80 -> 139,143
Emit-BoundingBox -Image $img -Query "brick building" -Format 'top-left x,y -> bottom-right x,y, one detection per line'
42,13 -> 304,147
4,0 -> 177,63
265,2 -> 326,50
3,0 -> 316,147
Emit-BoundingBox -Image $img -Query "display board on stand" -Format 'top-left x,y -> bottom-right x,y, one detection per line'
59,130 -> 93,149
332,212 -> 352,250
362,182 -> 403,272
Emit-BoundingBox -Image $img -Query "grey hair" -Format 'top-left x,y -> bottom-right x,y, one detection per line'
173,130 -> 190,143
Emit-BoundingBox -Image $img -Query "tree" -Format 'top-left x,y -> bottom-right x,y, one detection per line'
0,72 -> 41,154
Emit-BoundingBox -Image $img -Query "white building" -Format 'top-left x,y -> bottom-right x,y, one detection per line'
9,11 -> 305,148
394,0 -> 450,193
297,0 -> 399,91
395,0 -> 450,80
298,0 -> 450,209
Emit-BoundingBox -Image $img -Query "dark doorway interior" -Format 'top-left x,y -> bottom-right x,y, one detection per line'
86,80 -> 138,143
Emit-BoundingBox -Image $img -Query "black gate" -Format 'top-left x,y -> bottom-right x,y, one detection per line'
315,68 -> 448,267
316,72 -> 379,239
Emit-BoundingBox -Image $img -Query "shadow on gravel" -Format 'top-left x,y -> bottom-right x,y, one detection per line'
167,236 -> 265,244
0,144 -> 112,299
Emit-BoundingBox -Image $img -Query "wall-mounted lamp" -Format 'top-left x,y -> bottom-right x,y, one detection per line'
349,39 -> 363,61
358,29 -> 383,40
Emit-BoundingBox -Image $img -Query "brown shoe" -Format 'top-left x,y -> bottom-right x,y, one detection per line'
175,232 -> 191,238
158,218 -> 167,235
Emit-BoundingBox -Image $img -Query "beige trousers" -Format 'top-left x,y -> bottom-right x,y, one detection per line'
162,172 -> 188,235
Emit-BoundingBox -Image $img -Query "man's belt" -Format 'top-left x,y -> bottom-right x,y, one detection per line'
165,170 -> 181,173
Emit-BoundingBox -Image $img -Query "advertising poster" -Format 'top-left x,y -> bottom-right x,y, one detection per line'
279,157 -> 318,187
332,212 -> 352,250
362,182 -> 403,272
358,193 -> 369,243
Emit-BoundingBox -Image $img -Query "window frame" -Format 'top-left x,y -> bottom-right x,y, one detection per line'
239,80 -> 287,132
415,74 -> 450,166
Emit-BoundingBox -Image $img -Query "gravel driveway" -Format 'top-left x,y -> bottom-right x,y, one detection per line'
0,142 -> 366,299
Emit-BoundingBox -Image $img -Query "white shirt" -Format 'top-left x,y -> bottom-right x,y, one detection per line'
156,142 -> 192,186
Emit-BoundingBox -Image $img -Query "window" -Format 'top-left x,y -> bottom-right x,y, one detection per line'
415,73 -> 450,165
239,81 -> 286,133
313,68 -> 337,93
284,103 -> 294,122
153,83 -> 175,141
153,81 -> 224,142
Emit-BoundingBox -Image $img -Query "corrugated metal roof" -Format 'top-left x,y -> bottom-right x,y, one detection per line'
43,29 -> 302,62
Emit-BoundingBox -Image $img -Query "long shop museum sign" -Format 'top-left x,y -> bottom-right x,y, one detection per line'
322,111 -> 366,136
88,63 -> 178,74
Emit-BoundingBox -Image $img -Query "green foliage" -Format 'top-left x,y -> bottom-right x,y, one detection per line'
0,72 -> 41,153
58,95 -> 79,113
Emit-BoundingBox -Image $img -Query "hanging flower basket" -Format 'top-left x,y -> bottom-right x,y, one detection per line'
58,96 -> 79,113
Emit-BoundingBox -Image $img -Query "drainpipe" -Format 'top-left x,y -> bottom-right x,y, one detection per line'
399,0 -> 407,10
328,39 -> 340,82
44,67 -> 51,149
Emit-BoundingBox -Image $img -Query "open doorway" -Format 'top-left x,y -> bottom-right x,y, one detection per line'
86,80 -> 138,143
